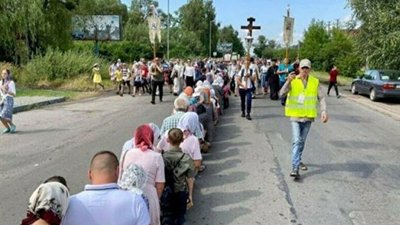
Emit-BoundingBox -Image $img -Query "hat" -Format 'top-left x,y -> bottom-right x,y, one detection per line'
300,59 -> 311,69
93,63 -> 99,67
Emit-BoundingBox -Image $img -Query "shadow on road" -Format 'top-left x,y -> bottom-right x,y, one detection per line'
300,161 -> 380,180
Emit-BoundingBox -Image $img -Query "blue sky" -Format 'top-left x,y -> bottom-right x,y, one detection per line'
122,0 -> 353,45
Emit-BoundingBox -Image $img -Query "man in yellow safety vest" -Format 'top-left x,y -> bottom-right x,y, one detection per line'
279,59 -> 329,178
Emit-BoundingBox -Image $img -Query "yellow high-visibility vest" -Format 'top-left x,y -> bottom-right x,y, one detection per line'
285,76 -> 319,118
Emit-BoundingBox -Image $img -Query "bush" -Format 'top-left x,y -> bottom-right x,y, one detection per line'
335,53 -> 363,78
17,48 -> 109,88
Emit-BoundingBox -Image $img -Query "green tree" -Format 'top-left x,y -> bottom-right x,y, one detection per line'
253,35 -> 267,58
178,0 -> 217,56
300,19 -> 329,70
0,0 -> 75,63
218,25 -> 245,56
350,0 -> 400,69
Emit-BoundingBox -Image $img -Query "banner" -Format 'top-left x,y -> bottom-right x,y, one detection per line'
148,5 -> 161,44
283,16 -> 294,45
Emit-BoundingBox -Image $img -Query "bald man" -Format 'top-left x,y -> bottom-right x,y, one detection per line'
61,151 -> 150,225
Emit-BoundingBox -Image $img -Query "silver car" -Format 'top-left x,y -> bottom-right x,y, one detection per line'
351,69 -> 400,101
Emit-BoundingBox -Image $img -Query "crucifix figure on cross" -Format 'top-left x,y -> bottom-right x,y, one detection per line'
240,17 -> 261,37
240,17 -> 261,69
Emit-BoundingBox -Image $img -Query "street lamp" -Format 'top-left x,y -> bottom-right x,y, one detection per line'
209,19 -> 214,58
167,0 -> 170,60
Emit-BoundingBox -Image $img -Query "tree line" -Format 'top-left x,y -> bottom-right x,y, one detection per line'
0,0 -> 244,65
1,0 -> 399,80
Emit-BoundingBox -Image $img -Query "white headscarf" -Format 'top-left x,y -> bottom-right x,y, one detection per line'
213,76 -> 224,87
148,123 -> 161,147
177,112 -> 201,135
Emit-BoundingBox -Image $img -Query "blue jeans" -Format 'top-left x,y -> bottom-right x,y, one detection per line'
291,121 -> 312,170
239,88 -> 252,114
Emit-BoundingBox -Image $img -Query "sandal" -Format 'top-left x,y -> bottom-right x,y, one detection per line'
199,164 -> 206,173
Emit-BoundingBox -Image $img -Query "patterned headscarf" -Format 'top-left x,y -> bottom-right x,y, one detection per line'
118,164 -> 147,195
26,182 -> 69,225
134,124 -> 154,151
177,112 -> 200,135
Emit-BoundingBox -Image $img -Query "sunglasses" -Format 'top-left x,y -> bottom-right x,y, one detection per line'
301,67 -> 310,70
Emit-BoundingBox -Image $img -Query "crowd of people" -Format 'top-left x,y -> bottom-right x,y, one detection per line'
18,55 -> 333,224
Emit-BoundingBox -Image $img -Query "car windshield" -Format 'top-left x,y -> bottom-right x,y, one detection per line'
379,71 -> 400,81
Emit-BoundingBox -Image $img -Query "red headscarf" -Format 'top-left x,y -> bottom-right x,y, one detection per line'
134,124 -> 154,151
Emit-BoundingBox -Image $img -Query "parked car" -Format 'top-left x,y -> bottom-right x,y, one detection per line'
351,69 -> 400,101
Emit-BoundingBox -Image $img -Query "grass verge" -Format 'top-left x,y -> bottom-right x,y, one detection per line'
17,88 -> 103,100
312,71 -> 353,86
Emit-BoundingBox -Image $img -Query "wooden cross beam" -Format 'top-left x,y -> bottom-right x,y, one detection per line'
240,17 -> 261,36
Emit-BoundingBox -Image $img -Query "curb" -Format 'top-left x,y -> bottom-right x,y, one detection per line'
13,97 -> 66,114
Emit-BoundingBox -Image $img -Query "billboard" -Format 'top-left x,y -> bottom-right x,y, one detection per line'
72,15 -> 121,41
217,42 -> 233,53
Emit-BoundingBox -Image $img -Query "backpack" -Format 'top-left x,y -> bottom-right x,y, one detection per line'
160,153 -> 186,209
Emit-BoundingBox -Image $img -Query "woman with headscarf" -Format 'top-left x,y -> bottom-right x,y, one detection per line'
118,163 -> 149,209
1,69 -> 16,133
20,176 -> 69,225
120,124 -> 165,225
121,123 -> 161,154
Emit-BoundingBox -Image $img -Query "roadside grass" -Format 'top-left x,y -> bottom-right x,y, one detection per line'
312,71 -> 353,86
17,78 -> 113,100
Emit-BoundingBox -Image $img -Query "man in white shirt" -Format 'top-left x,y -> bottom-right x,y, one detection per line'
236,58 -> 256,120
61,151 -> 150,225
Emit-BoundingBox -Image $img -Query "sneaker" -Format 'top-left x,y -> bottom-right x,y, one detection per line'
150,101 -> 155,105
9,125 -> 16,133
337,95 -> 341,99
2,128 -> 10,134
246,114 -> 252,120
300,162 -> 308,171
290,170 -> 299,177
241,112 -> 245,117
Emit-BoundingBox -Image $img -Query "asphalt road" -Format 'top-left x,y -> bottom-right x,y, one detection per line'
1,88 -> 399,225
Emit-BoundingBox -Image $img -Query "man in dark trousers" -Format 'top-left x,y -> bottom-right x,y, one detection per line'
267,59 -> 279,100
327,65 -> 340,98
150,57 -> 164,104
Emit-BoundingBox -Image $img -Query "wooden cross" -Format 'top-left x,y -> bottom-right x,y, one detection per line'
241,17 -> 261,69
240,17 -> 261,37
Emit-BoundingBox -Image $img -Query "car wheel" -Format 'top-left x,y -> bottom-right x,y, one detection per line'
370,88 -> 377,101
351,84 -> 358,94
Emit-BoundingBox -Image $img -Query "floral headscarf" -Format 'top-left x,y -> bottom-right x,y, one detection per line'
23,182 -> 69,225
118,163 -> 147,195
134,124 -> 154,151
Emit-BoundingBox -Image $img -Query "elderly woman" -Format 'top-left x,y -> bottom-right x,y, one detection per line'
120,124 -> 165,225
20,176 -> 69,225
0,69 -> 16,134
